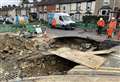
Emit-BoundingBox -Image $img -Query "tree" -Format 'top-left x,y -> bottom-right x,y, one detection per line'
20,0 -> 29,7
21,0 -> 29,4
20,0 -> 29,8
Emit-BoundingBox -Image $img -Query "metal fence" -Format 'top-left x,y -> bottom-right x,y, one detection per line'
0,24 -> 17,33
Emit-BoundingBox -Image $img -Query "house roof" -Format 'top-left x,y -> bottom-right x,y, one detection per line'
38,0 -> 95,6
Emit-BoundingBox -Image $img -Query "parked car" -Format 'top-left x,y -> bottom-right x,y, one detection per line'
5,16 -> 15,24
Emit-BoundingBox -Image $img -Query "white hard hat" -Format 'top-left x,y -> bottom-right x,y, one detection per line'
111,17 -> 115,20
100,18 -> 103,20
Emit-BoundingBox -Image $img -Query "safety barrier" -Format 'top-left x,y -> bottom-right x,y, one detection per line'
0,24 -> 17,33
75,22 -> 120,30
0,24 -> 37,33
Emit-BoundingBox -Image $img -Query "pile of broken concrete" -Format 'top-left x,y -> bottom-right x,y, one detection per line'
0,34 -> 39,61
0,34 -> 73,81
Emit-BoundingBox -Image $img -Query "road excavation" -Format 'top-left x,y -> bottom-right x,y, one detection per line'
0,32 -> 120,82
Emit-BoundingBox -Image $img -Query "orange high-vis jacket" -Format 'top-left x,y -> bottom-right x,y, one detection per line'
107,28 -> 113,37
97,20 -> 105,27
109,21 -> 117,29
52,18 -> 56,28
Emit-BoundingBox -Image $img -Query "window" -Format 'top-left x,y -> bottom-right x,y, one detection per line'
63,6 -> 66,10
24,4 -> 27,7
57,8 -> 59,10
30,4 -> 33,7
56,5 -> 60,11
44,6 -> 47,11
103,0 -> 110,5
62,16 -> 72,21
77,3 -> 81,11
28,4 -> 31,7
39,7 -> 42,11
70,3 -> 77,11
102,10 -> 107,15
86,2 -> 92,11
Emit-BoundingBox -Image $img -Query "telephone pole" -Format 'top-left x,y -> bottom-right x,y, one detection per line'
113,0 -> 116,11
112,0 -> 116,17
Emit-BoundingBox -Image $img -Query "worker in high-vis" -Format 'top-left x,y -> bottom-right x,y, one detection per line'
51,18 -> 56,28
107,17 -> 117,38
97,18 -> 105,34
15,15 -> 19,27
19,16 -> 26,27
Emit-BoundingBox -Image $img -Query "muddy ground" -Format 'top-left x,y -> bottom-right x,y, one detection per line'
0,34 -> 120,81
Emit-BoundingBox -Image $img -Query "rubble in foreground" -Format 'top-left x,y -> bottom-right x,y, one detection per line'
0,34 -> 77,81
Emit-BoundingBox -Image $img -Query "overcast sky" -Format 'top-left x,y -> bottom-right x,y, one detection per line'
0,0 -> 33,7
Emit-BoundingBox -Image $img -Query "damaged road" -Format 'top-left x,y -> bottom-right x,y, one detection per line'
0,32 -> 120,82
0,34 -> 78,81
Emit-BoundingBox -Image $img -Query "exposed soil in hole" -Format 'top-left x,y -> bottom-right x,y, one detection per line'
0,35 -> 120,81
50,37 -> 120,51
49,37 -> 99,51
20,55 -> 78,78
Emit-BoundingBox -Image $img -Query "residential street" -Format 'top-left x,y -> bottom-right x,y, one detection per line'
1,0 -> 120,82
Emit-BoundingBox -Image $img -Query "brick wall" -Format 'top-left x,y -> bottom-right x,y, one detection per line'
47,5 -> 56,12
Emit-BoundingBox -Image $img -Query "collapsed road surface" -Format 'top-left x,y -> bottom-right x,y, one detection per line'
0,33 -> 120,82
0,34 -> 79,81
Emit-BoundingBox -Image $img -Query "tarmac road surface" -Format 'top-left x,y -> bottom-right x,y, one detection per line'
47,28 -> 120,42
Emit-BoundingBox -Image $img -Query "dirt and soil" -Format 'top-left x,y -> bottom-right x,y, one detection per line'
0,34 -> 78,81
0,34 -> 119,81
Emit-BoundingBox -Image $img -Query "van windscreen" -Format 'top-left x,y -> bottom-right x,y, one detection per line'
62,16 -> 72,21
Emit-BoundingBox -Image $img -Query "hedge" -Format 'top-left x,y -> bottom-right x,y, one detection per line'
82,15 -> 109,23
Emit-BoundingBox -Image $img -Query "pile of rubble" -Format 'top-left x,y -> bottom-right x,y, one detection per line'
0,34 -> 38,61
0,34 -> 76,81
0,34 -> 42,80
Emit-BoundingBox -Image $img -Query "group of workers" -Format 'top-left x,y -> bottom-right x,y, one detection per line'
97,17 -> 120,39
16,15 -> 29,27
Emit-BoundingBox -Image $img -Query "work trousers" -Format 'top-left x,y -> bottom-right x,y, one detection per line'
97,26 -> 103,34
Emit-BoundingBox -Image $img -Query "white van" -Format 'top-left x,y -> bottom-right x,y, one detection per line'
48,13 -> 75,29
